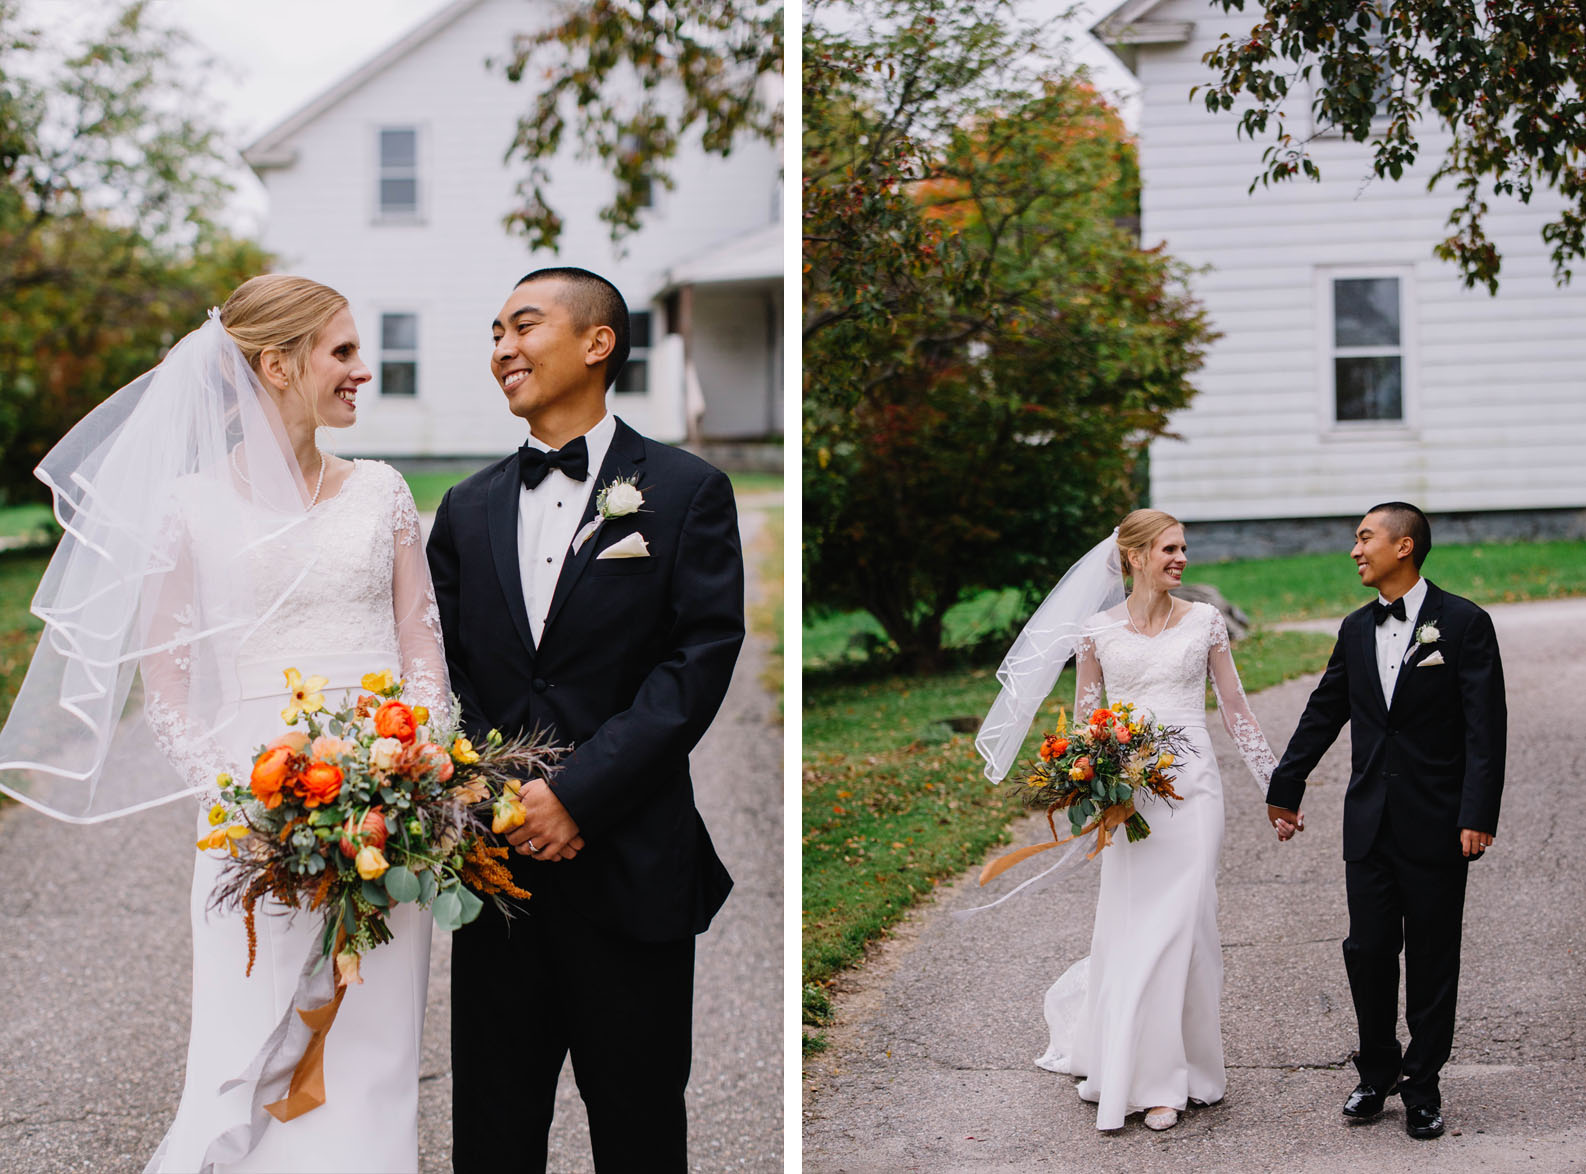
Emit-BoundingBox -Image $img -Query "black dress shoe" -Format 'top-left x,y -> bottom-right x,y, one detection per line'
1342,1079 -> 1398,1120
1405,1104 -> 1445,1139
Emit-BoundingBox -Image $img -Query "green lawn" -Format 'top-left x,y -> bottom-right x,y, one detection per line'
0,503 -> 56,544
805,538 -> 1586,667
729,470 -> 783,497
749,506 -> 784,704
402,468 -> 781,514
0,551 -> 48,720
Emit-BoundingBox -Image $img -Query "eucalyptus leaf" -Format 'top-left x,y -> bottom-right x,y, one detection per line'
431,889 -> 463,932
384,866 -> 421,904
361,879 -> 390,908
456,887 -> 484,925
419,870 -> 438,905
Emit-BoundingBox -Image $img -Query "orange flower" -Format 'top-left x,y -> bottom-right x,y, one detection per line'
1113,724 -> 1131,744
374,700 -> 417,745
250,747 -> 294,809
294,760 -> 344,808
1039,735 -> 1069,762
1089,708 -> 1114,726
339,807 -> 389,857
410,741 -> 454,782
269,731 -> 309,753
1068,756 -> 1094,782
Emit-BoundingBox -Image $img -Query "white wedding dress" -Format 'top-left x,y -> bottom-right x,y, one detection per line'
1036,601 -> 1275,1130
142,460 -> 450,1173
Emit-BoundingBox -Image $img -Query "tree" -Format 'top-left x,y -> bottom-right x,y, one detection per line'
496,0 -> 782,249
0,1 -> 270,505
1197,0 -> 1586,293
804,0 -> 1216,671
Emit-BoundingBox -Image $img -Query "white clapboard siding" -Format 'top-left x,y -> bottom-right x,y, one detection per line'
248,0 -> 782,456
1098,0 -> 1586,522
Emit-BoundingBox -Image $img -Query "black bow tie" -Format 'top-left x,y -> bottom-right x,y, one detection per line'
1372,596 -> 1407,625
518,436 -> 589,489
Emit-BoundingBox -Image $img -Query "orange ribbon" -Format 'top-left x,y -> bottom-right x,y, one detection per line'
978,800 -> 1136,887
264,929 -> 351,1123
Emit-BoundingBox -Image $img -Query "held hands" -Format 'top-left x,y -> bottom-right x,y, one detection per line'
1460,828 -> 1494,858
1267,804 -> 1305,842
505,776 -> 584,861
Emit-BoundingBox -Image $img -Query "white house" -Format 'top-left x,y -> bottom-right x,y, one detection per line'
242,0 -> 782,456
1093,0 -> 1586,556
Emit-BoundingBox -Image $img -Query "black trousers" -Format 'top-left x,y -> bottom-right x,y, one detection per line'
451,895 -> 696,1173
1342,811 -> 1469,1109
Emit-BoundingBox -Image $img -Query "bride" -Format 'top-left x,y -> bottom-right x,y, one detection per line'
976,509 -> 1288,1132
0,275 -> 449,1171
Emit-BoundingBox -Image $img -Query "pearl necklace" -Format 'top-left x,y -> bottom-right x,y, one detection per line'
1125,594 -> 1175,638
229,445 -> 327,507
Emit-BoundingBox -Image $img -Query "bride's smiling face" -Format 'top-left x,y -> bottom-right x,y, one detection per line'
1133,525 -> 1188,591
299,308 -> 371,428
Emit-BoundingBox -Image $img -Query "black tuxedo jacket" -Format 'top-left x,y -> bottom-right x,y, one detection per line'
426,418 -> 742,942
1267,580 -> 1506,863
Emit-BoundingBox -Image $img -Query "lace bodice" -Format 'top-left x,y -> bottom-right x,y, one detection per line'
1075,601 -> 1276,789
143,460 -> 450,802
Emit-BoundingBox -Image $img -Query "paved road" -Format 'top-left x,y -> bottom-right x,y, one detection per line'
804,597 -> 1586,1173
0,496 -> 783,1172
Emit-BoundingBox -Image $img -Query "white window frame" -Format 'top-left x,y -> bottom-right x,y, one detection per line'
612,308 -> 652,396
373,125 -> 424,224
1316,266 -> 1416,438
378,311 -> 420,398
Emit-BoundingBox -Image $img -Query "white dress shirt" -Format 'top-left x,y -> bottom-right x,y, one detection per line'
517,412 -> 615,646
1374,575 -> 1427,705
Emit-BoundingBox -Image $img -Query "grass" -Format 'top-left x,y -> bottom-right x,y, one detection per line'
804,538 -> 1586,667
0,551 -> 49,723
748,506 -> 784,705
402,470 -> 475,513
0,503 -> 56,544
729,470 -> 783,497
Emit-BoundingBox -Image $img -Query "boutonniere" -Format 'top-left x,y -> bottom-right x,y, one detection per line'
1415,622 -> 1440,645
572,475 -> 645,554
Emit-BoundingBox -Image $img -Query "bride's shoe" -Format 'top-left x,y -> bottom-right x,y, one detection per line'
1144,1107 -> 1179,1131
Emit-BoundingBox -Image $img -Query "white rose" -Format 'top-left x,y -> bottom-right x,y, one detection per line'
1417,623 -> 1440,644
602,482 -> 644,517
370,737 -> 403,771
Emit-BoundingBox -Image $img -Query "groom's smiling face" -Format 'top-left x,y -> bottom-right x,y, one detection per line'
1352,511 -> 1414,590
490,279 -> 609,424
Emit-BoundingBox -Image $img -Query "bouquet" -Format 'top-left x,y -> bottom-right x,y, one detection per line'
979,702 -> 1191,887
198,667 -> 563,987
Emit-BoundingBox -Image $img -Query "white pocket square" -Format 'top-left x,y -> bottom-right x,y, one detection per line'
1418,650 -> 1445,667
596,532 -> 649,560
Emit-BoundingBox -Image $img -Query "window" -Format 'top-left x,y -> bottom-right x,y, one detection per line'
613,310 -> 651,395
377,127 -> 419,218
381,313 -> 418,397
1331,277 -> 1402,422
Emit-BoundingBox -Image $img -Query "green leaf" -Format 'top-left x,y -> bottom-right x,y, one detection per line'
384,866 -> 421,904
456,886 -> 484,925
431,888 -> 464,932
361,879 -> 390,907
418,870 -> 438,905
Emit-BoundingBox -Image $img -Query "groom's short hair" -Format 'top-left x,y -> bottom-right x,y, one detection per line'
1367,501 -> 1431,569
516,267 -> 631,389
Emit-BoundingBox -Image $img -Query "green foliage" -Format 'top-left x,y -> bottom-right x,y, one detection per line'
803,0 -> 1216,669
0,1 -> 271,505
497,0 -> 782,248
1196,0 -> 1586,293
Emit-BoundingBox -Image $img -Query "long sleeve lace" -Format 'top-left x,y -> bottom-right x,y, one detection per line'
141,513 -> 246,807
1206,608 -> 1278,790
1074,634 -> 1105,715
390,474 -> 452,728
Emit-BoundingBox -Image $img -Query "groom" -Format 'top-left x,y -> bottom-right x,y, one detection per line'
428,267 -> 742,1171
1267,502 -> 1506,1140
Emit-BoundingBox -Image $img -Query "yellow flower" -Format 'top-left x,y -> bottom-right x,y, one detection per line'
207,803 -> 228,826
412,705 -> 429,726
1157,752 -> 1175,769
355,845 -> 389,880
215,772 -> 233,788
361,669 -> 396,694
492,796 -> 527,835
451,736 -> 481,766
196,825 -> 249,856
281,667 -> 330,723
336,950 -> 363,987
1053,707 -> 1069,735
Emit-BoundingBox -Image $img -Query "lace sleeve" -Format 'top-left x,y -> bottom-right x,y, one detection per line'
141,509 -> 246,807
1074,634 -> 1105,716
389,470 -> 452,727
1206,607 -> 1277,791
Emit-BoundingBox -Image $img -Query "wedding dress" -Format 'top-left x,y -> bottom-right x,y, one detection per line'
1035,601 -> 1275,1130
143,459 -> 449,1173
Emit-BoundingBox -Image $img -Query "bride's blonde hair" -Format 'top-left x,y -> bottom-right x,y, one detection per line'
1115,508 -> 1181,586
220,274 -> 348,427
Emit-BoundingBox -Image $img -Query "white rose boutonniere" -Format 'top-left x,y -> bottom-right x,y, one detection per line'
573,475 -> 646,553
1415,622 -> 1440,645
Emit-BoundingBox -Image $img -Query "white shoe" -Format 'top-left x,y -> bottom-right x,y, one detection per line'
1144,1107 -> 1179,1131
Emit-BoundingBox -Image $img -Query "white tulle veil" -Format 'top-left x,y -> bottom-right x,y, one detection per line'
974,528 -> 1127,782
0,311 -> 319,822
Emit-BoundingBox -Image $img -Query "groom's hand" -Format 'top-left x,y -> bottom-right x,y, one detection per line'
1460,828 -> 1493,858
1267,804 -> 1305,841
506,777 -> 583,861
